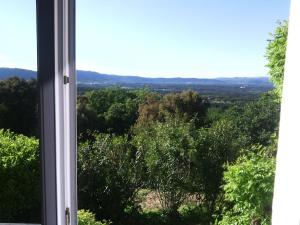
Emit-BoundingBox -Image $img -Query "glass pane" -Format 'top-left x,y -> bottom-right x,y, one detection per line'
0,1 -> 41,223
76,1 -> 290,224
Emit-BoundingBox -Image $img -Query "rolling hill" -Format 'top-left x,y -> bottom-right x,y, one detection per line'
0,68 -> 272,87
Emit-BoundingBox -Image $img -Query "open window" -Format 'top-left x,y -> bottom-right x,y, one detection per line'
1,0 -> 299,224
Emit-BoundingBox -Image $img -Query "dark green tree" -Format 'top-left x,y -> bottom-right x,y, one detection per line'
78,87 -> 149,135
0,77 -> 38,136
77,95 -> 101,140
224,93 -> 280,147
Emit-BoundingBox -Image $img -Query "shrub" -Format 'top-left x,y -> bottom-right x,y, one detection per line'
217,148 -> 275,225
191,119 -> 237,215
78,133 -> 144,223
0,129 -> 40,222
78,209 -> 111,225
133,118 -> 196,216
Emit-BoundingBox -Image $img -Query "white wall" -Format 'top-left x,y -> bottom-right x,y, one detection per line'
272,0 -> 300,224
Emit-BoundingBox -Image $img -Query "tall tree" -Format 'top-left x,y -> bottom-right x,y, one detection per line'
0,77 -> 38,136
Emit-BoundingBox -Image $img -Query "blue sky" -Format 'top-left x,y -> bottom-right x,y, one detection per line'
0,0 -> 291,78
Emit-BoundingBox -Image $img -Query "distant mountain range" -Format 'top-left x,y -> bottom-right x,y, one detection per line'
0,67 -> 273,87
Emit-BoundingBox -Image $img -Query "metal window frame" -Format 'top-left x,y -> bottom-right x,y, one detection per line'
36,0 -> 77,225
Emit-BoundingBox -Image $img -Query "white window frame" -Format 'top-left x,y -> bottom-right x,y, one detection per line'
36,0 -> 77,224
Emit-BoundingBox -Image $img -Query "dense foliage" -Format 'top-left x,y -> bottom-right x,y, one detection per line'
224,93 -> 280,147
0,86 -> 281,224
0,21 -> 287,225
191,119 -> 237,216
218,148 -> 275,225
133,118 -> 196,216
0,129 -> 40,222
78,133 -> 145,223
137,90 -> 209,127
77,88 -> 149,137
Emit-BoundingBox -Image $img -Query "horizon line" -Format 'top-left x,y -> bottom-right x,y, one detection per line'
0,66 -> 270,80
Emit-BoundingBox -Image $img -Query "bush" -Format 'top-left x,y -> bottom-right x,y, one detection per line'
0,129 -> 40,222
78,133 -> 144,223
191,119 -> 237,216
133,118 -> 196,216
78,209 -> 111,225
217,148 -> 275,225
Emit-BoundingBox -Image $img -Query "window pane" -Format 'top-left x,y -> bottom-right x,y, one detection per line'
0,1 -> 41,223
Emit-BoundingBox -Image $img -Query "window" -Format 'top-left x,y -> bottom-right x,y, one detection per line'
1,0 -> 298,224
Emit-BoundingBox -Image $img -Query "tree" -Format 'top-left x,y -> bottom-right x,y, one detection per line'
137,90 -> 209,127
0,129 -> 40,222
224,93 -> 280,147
137,93 -> 162,124
78,87 -> 147,135
104,99 -> 138,133
160,91 -> 209,126
265,20 -> 288,98
77,95 -> 100,140
0,77 -> 38,136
